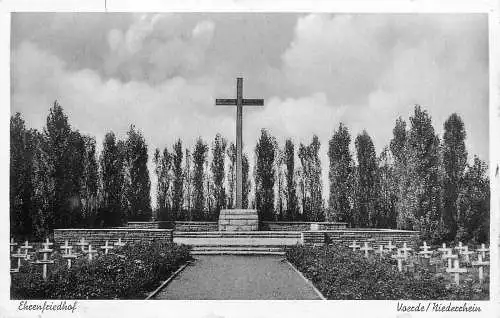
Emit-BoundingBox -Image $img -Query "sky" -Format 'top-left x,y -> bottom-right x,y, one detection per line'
10,13 -> 489,203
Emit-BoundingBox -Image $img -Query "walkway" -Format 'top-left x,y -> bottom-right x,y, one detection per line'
153,255 -> 322,300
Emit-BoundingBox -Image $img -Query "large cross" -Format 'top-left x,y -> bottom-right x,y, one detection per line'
216,78 -> 264,209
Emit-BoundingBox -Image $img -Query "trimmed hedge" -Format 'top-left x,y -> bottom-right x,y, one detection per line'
286,245 -> 488,300
11,242 -> 192,299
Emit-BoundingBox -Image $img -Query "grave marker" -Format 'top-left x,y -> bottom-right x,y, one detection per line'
62,247 -> 77,269
375,245 -> 385,259
20,241 -> 33,259
460,246 -> 474,263
400,242 -> 412,259
348,240 -> 361,252
87,244 -> 98,261
385,241 -> 397,253
101,240 -> 114,255
477,244 -> 489,259
60,240 -> 72,254
10,238 -> 17,253
114,238 -> 126,248
360,242 -> 373,258
392,249 -> 406,272
454,242 -> 466,254
11,248 -> 26,273
446,259 -> 467,285
76,238 -> 89,253
34,245 -> 54,280
472,254 -> 489,284
443,249 -> 458,270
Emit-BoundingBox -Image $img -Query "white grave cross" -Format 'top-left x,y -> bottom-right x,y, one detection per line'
35,245 -> 54,280
418,242 -> 433,259
62,247 -> 77,269
87,244 -> 98,261
114,238 -> 126,248
477,244 -> 489,259
10,238 -> 17,253
443,249 -> 458,270
348,240 -> 361,252
76,238 -> 89,253
101,240 -> 114,255
472,254 -> 489,284
400,243 -> 413,259
446,259 -> 467,285
60,240 -> 72,254
392,249 -> 406,272
360,242 -> 373,258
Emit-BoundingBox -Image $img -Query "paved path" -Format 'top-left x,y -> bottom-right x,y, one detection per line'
153,255 -> 322,300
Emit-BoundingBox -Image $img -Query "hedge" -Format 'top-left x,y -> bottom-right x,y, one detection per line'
11,241 -> 192,299
286,245 -> 488,300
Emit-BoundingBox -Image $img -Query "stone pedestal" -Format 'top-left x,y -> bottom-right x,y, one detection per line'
218,209 -> 259,231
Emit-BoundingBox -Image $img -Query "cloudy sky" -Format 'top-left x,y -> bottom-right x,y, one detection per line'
11,13 -> 489,200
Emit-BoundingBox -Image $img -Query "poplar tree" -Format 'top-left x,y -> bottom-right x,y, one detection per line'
242,153 -> 250,209
211,133 -> 227,220
255,129 -> 276,221
442,113 -> 467,240
407,105 -> 442,242
172,139 -> 184,220
457,157 -> 489,243
100,132 -> 126,226
153,147 -> 172,221
284,139 -> 298,220
192,138 -> 208,219
355,131 -> 378,227
124,125 -> 151,221
328,123 -> 353,224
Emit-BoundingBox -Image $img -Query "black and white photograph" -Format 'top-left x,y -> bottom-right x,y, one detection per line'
3,0 -> 499,316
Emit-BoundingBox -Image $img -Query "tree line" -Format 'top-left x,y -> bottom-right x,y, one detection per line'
11,102 -> 489,244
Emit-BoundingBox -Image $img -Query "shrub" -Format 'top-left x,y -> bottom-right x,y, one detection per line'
286,245 -> 487,300
11,241 -> 192,299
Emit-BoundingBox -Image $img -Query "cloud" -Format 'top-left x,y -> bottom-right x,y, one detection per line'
104,14 -> 215,83
281,13 -> 489,159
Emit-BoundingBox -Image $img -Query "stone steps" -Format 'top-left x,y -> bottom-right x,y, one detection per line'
191,245 -> 286,255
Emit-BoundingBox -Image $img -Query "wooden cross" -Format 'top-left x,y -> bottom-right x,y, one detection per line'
114,238 -> 126,248
385,241 -> 397,252
460,246 -> 474,263
20,241 -> 33,260
348,240 -> 361,252
443,249 -> 458,270
43,238 -> 54,249
446,259 -> 467,285
87,244 -> 98,261
392,249 -> 406,272
400,242 -> 412,259
10,238 -> 17,253
437,243 -> 449,256
418,242 -> 433,259
11,248 -> 26,273
477,244 -> 489,259
454,242 -> 466,253
76,237 -> 89,253
60,240 -> 72,254
101,240 -> 114,255
472,254 -> 489,284
375,245 -> 385,259
35,245 -> 54,280
360,242 -> 373,258
62,247 -> 77,269
216,77 -> 264,208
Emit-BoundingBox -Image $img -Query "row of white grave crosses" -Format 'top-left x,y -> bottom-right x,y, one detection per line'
10,237 -> 128,279
347,240 -> 490,286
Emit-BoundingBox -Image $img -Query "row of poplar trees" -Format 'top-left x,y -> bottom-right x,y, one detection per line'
11,102 -> 489,244
10,102 -> 152,240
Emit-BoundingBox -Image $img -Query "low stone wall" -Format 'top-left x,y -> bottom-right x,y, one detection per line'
303,229 -> 419,248
174,221 -> 218,232
261,221 -> 347,231
53,228 -> 174,246
127,221 -> 162,229
219,209 -> 259,231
